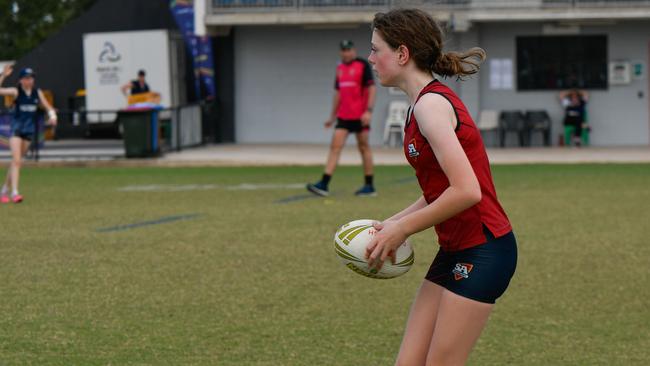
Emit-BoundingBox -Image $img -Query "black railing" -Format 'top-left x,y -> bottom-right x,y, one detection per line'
0,102 -> 212,162
209,0 -> 650,11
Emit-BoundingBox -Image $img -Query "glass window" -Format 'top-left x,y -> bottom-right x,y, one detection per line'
516,35 -> 608,90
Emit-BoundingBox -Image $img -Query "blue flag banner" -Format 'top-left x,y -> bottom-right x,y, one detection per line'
169,0 -> 216,100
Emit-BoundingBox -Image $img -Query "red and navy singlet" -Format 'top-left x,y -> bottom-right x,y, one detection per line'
404,80 -> 512,252
334,58 -> 374,120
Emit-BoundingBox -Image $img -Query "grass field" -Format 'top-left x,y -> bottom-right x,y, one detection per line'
0,164 -> 649,365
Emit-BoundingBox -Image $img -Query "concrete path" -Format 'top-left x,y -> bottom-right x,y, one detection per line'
160,144 -> 650,166
1,140 -> 649,166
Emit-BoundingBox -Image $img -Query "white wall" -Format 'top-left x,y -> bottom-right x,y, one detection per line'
233,21 -> 649,146
234,25 -> 404,145
477,21 -> 649,146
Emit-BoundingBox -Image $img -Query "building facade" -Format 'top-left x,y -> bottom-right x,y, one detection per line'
203,0 -> 650,146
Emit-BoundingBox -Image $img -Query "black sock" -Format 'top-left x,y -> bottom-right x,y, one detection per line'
321,174 -> 331,186
365,175 -> 373,186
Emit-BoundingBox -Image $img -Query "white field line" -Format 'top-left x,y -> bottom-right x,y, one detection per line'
117,183 -> 305,192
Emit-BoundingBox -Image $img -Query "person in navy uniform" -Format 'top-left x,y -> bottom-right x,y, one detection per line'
0,65 -> 57,203
364,9 -> 517,365
121,69 -> 150,96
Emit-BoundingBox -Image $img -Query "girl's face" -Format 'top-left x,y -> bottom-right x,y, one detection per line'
368,30 -> 402,87
19,76 -> 34,90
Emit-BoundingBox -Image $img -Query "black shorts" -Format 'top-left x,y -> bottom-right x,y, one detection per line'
335,118 -> 370,133
425,229 -> 517,304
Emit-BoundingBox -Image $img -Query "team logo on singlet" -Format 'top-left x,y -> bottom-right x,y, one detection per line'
19,105 -> 38,112
407,139 -> 419,159
452,263 -> 474,280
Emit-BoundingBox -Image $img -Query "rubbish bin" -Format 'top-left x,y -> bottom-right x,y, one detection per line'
119,108 -> 161,158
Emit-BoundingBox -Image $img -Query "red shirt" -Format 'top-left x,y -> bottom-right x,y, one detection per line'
404,80 -> 512,252
335,58 -> 374,120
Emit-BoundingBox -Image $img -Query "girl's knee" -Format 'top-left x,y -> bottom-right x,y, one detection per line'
395,354 -> 426,366
426,346 -> 466,366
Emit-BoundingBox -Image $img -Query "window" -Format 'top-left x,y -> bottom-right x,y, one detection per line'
516,35 -> 608,90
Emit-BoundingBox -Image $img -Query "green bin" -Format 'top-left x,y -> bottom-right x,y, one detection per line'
119,109 -> 160,158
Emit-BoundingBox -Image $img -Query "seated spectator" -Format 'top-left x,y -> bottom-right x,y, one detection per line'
559,88 -> 588,146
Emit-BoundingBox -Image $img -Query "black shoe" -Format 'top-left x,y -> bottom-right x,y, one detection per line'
354,185 -> 377,197
307,181 -> 329,197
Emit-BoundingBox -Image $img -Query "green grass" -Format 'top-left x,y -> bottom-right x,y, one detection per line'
0,164 -> 649,365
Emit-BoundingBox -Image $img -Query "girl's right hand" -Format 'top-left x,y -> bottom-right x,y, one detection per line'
364,220 -> 406,270
2,64 -> 13,77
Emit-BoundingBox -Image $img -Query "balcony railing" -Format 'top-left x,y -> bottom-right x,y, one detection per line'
209,0 -> 650,12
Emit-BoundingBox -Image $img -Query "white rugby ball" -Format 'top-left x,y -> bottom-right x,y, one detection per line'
334,219 -> 414,279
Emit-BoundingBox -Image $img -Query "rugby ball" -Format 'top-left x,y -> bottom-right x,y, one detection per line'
334,219 -> 414,279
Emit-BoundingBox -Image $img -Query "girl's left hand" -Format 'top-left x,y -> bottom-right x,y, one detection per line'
365,220 -> 408,270
47,110 -> 58,126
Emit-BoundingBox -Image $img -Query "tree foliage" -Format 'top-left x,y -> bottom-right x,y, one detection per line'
0,0 -> 96,60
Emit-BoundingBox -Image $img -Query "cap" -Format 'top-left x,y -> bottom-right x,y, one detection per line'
19,68 -> 35,79
340,40 -> 354,50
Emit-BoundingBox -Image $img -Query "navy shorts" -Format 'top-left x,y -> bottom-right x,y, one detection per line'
11,131 -> 34,141
336,118 -> 370,133
11,121 -> 35,141
425,229 -> 517,304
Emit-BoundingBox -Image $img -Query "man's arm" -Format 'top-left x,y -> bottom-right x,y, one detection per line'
360,60 -> 375,126
121,82 -> 131,96
325,90 -> 340,128
360,85 -> 375,127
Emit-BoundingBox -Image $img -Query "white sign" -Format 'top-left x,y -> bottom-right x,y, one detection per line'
609,60 -> 631,85
83,30 -> 173,122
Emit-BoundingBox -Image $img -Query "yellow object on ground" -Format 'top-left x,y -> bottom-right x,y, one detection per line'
127,92 -> 161,106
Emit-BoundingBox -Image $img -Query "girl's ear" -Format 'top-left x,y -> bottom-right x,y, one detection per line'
397,45 -> 409,66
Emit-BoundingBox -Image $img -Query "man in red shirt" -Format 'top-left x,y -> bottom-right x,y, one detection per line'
307,40 -> 377,197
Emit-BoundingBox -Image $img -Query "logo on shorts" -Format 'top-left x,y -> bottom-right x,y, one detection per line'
407,139 -> 419,159
452,263 -> 474,280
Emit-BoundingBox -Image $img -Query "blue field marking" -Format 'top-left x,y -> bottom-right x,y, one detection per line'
274,194 -> 320,204
96,213 -> 203,233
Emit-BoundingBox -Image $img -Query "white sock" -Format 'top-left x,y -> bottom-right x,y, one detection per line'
0,185 -> 7,195
12,189 -> 18,197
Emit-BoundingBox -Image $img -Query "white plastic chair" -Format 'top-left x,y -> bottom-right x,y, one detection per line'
476,110 -> 500,146
383,100 -> 410,146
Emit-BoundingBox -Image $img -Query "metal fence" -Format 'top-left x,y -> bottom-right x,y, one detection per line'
0,103 -> 210,161
170,104 -> 204,151
210,0 -> 650,12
